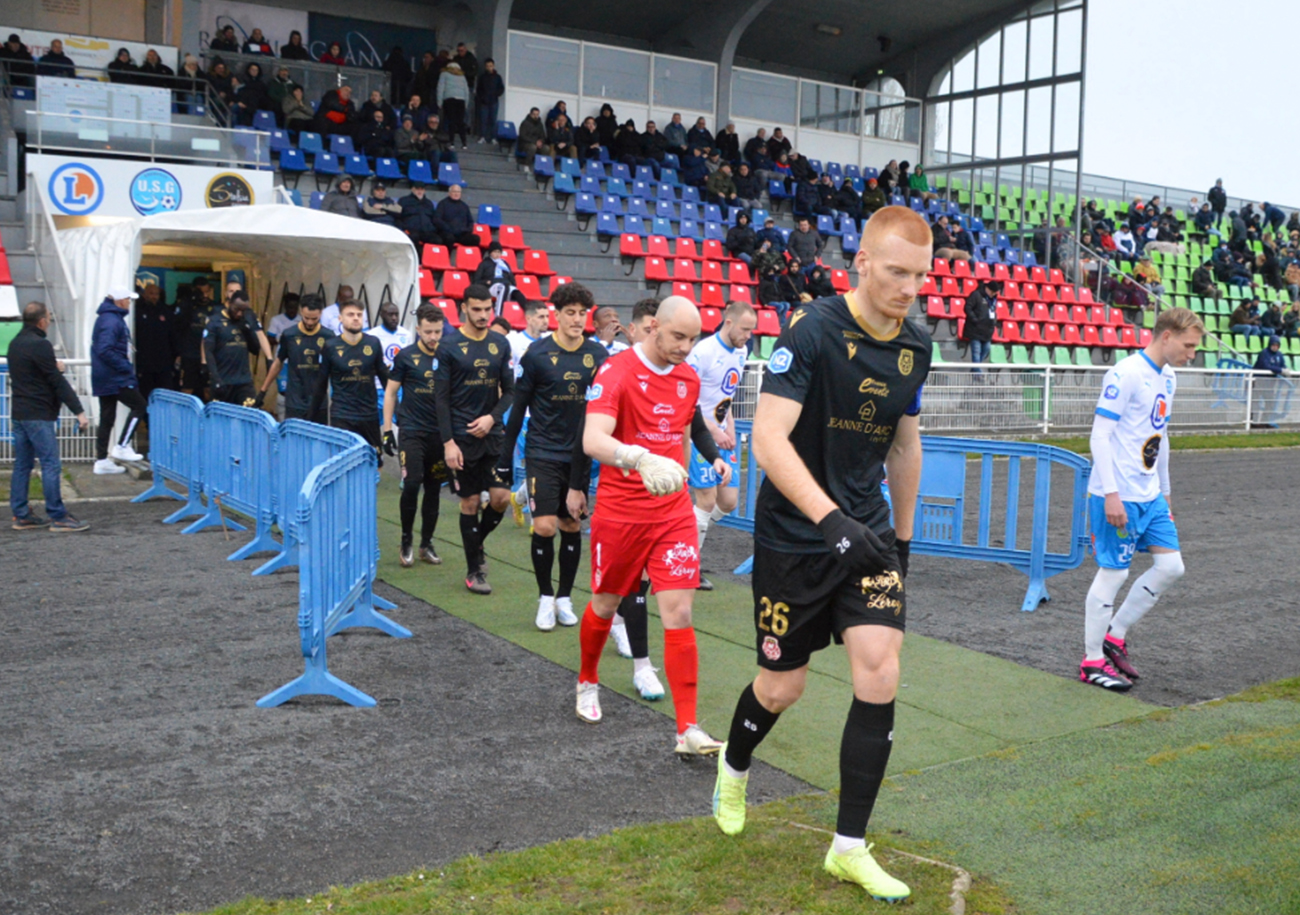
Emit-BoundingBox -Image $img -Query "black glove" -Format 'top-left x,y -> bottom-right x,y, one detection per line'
896,539 -> 911,578
817,509 -> 891,577
253,391 -> 266,409
382,429 -> 398,456
212,383 -> 226,400
495,457 -> 514,487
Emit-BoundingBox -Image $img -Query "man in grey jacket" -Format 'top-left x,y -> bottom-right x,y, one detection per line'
787,217 -> 825,274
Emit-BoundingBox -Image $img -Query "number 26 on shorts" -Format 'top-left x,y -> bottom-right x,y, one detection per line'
758,596 -> 789,636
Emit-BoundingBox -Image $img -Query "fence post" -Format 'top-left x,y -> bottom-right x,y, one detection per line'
1245,373 -> 1254,429
131,390 -> 209,523
1042,365 -> 1052,435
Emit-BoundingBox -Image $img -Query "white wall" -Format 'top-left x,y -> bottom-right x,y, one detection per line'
730,117 -> 919,173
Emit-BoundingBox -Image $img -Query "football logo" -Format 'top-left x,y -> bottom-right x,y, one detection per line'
363,345 -> 373,356
489,342 -> 499,355
847,342 -> 858,361
583,353 -> 594,368
768,347 -> 794,374
47,162 -> 104,215
205,172 -> 254,207
762,636 -> 781,661
898,349 -> 914,376
130,167 -> 182,216
721,367 -> 741,397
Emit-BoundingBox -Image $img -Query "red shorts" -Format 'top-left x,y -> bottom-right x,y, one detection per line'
589,509 -> 700,595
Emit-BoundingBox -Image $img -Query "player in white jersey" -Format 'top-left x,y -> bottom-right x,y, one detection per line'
504,301 -> 552,525
371,302 -> 414,420
320,285 -> 367,335
1081,307 -> 1203,691
687,302 -> 758,590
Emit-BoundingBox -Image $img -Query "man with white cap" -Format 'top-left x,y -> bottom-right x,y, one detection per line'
90,284 -> 145,474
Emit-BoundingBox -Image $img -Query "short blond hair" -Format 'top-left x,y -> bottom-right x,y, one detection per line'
1152,307 -> 1205,337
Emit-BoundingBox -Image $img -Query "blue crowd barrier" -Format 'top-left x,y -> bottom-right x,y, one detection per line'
181,403 -> 281,558
131,391 -> 209,523
719,421 -> 1092,611
257,444 -> 410,708
253,420 -> 367,576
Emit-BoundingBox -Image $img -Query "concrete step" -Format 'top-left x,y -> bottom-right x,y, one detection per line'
5,249 -> 38,284
0,197 -> 17,223
0,220 -> 28,250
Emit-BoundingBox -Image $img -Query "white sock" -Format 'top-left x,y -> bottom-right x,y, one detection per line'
633,656 -> 653,674
693,504 -> 712,548
832,834 -> 866,855
1110,552 -> 1184,639
710,505 -> 727,523
613,612 -> 625,627
723,758 -> 748,780
1085,567 -> 1129,660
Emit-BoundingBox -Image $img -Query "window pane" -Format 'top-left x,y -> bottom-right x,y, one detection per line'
507,33 -> 579,94
800,81 -> 860,134
583,45 -> 649,103
731,68 -> 796,122
653,56 -> 715,112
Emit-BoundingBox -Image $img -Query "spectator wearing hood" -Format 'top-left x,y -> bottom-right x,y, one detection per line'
91,285 -> 146,474
0,33 -> 35,87
835,179 -> 862,222
1253,336 -> 1291,425
756,217 -> 786,257
518,107 -> 547,155
437,61 -> 470,148
962,279 -> 1000,373
595,103 -> 619,147
663,113 -> 688,157
805,265 -> 835,299
546,100 -> 569,126
106,47 -> 139,84
399,182 -> 439,247
281,30 -> 311,60
209,25 -> 239,52
725,211 -> 758,264
411,51 -> 439,106
318,41 -> 347,65
321,176 -> 362,219
1228,210 -> 1250,252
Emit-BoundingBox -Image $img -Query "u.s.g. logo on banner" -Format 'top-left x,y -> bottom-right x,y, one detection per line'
48,162 -> 104,215
130,168 -> 182,216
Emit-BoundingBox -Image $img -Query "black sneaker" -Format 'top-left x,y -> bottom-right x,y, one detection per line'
465,569 -> 492,595
399,539 -> 415,567
697,576 -> 715,591
49,515 -> 90,533
12,514 -> 50,531
420,543 -> 442,565
1103,633 -> 1141,680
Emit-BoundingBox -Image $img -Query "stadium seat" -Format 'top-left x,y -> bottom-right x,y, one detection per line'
344,154 -> 372,181
595,212 -> 620,240
516,275 -> 544,301
702,240 -> 729,263
644,257 -> 670,290
329,135 -> 354,156
700,284 -> 725,308
627,197 -> 651,219
674,238 -> 701,261
700,260 -> 724,284
436,299 -> 461,327
600,194 -> 624,214
704,222 -> 726,242
375,158 -> 403,182
502,301 -> 527,329
407,160 -> 434,185
418,268 -> 437,298
268,129 -> 290,153
559,157 -> 581,177
313,152 -> 341,190
679,218 -> 702,240
729,286 -> 753,306
499,225 -> 526,249
620,234 -> 645,262
700,306 -> 723,331
421,245 -> 452,270
477,204 -> 503,227
552,172 -> 576,202
585,160 -> 606,178
673,258 -> 699,282
298,132 -> 323,154
755,309 -> 781,336
646,236 -> 671,258
622,215 -> 647,237
473,224 -> 493,247
279,148 -> 308,187
728,262 -> 757,286
309,191 -> 324,209
524,250 -> 555,276
455,244 -> 482,272
438,162 -> 465,187
495,120 -> 517,147
441,271 -> 471,300
251,110 -> 277,133
830,269 -> 850,293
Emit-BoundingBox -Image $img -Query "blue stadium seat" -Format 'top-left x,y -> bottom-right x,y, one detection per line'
559,156 -> 580,177
610,162 -> 632,181
607,177 -> 629,198
268,129 -> 291,152
600,194 -> 624,214
842,231 -> 860,257
679,202 -> 701,222
533,155 -> 556,177
622,215 -> 647,237
407,160 -> 434,185
817,214 -> 841,237
596,212 -> 620,237
652,216 -> 675,237
298,132 -> 323,154
909,196 -> 924,212
768,179 -> 791,207
776,227 -> 791,244
574,192 -> 597,229
826,162 -> 843,181
253,110 -> 276,132
552,172 -> 576,200
679,217 -> 702,239
598,146 -> 611,163
655,199 -> 677,220
286,188 -> 303,206
845,164 -> 862,180
279,148 -> 308,188
996,232 -> 1012,249
659,168 -> 680,188
704,221 -> 725,242
704,203 -> 723,223
313,152 -> 341,190
680,186 -> 701,205
477,204 -> 502,227
627,197 -> 650,218
662,153 -> 680,169
1022,252 -> 1038,267
584,159 -> 606,178
375,157 -> 403,182
345,154 -> 373,179
863,167 -> 879,180
309,191 -> 324,209
329,135 -> 354,156
495,120 -> 517,144
579,175 -> 602,195
635,165 -> 656,183
751,208 -> 770,225
632,179 -> 653,199
438,162 -> 465,187
850,177 -> 865,193
656,183 -> 677,202
838,214 -> 857,236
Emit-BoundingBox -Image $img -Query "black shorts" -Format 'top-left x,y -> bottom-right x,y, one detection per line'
332,415 -> 382,451
285,405 -> 329,425
751,541 -> 905,671
451,449 -> 506,496
399,429 -> 450,488
527,457 -> 573,520
180,357 -> 207,392
215,382 -> 256,406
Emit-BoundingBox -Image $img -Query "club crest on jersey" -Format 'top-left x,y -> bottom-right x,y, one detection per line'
762,636 -> 781,661
898,349 -> 913,376
768,347 -> 794,374
550,354 -> 559,364
1150,394 -> 1169,430
677,381 -> 687,399
662,541 -> 699,578
363,345 -> 373,356
1104,384 -> 1120,399
721,367 -> 741,397
583,353 -> 594,368
489,342 -> 499,355
1166,379 -> 1173,393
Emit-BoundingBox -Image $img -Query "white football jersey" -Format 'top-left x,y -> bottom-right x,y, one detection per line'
686,330 -> 746,430
370,324 -> 413,388
1088,351 -> 1176,502
507,329 -> 548,379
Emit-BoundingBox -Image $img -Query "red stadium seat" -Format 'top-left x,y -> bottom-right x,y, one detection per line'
1070,305 -> 1088,325
1083,325 -> 1100,346
620,234 -> 645,258
948,297 -> 965,318
672,258 -> 699,281
1040,285 -> 1058,304
545,304 -> 559,331
956,317 -> 966,339
926,296 -> 947,319
502,301 -> 527,329
952,259 -> 972,278
1120,326 -> 1137,347
919,276 -> 939,297
995,301 -> 1010,321
1077,286 -> 1095,304
418,268 -> 437,298
549,275 -> 573,295
729,285 -> 753,306
455,244 -> 482,272
1021,321 -> 1042,344
830,269 -> 850,293
499,225 -> 526,249
441,271 -> 470,299
701,260 -> 725,284
436,299 -> 461,327
1063,324 -> 1082,345
702,239 -> 729,262
993,263 -> 1011,281
1000,320 -> 1021,342
516,275 -> 544,300
756,309 -> 781,336
729,262 -> 758,286
1139,328 -> 1152,346
671,281 -> 697,302
1088,306 -> 1106,325
1043,323 -> 1062,345
473,224 -> 493,248
1049,268 -> 1065,285
1107,307 -> 1124,326
931,257 -> 951,276
1050,304 -> 1070,324
1012,301 -> 1030,321
700,283 -> 725,307
646,235 -> 671,258
1012,265 -> 1029,282
1020,283 -> 1038,302
961,278 -> 979,296
940,277 -> 960,297
421,244 -> 451,270
1100,327 -> 1120,347
973,261 -> 992,280
1031,302 -> 1049,322
1029,266 -> 1047,283
1003,281 -> 1021,300
644,257 -> 670,284
699,306 -> 722,332
674,238 -> 701,261
1058,285 -> 1076,304
525,250 -> 556,275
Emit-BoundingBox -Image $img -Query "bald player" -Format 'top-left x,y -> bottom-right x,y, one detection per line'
576,296 -> 732,756
711,207 -> 933,903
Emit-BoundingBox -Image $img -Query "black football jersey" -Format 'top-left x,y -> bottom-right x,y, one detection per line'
755,295 -> 931,552
181,297 -> 216,359
202,309 -> 258,386
434,327 -> 515,459
511,336 -> 607,462
389,340 -> 441,434
276,323 -> 335,415
317,333 -> 388,421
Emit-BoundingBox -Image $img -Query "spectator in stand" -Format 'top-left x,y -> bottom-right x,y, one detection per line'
137,48 -> 174,90
280,30 -> 310,60
205,60 -> 237,121
595,103 -> 619,148
474,242 -> 528,314
767,127 -> 791,159
788,216 -> 824,273
1261,301 -> 1285,337
106,47 -> 139,84
362,182 -> 401,226
437,61 -> 470,149
749,143 -> 777,187
1193,202 -> 1220,240
453,42 -> 477,91
475,58 -> 503,143
173,55 -> 205,114
394,114 -> 420,162
134,282 -> 180,399
805,265 -> 835,299
8,302 -> 90,532
1283,301 -> 1300,338
860,177 -> 887,217
899,160 -> 915,193
383,45 -> 413,105
1262,201 -> 1286,232
639,121 -> 669,178
705,162 -> 738,216
36,39 -> 74,77
756,216 -> 786,256
743,128 -> 768,163
794,172 -> 824,219
814,173 -> 837,215
717,123 -> 740,164
725,211 -> 758,265
1208,178 -> 1227,221
1113,223 -> 1137,261
1230,300 -> 1264,336
399,182 -> 439,249
321,176 -> 362,219
876,159 -> 899,194
518,107 -> 547,156
1192,260 -> 1221,302
1253,336 -> 1290,424
315,83 -> 356,136
663,113 -> 688,157
401,93 -> 431,129
575,116 -> 601,163
0,33 -> 36,87
788,150 -> 812,185
282,85 -> 314,132
688,117 -> 714,153
733,163 -> 762,211
265,64 -> 297,118
834,179 -> 862,222
319,41 -> 347,65
360,88 -> 396,125
91,285 -> 146,475
908,164 -> 938,203
357,109 -> 395,158
1285,260 -> 1300,302
545,100 -> 568,125
679,146 -> 708,186
1110,275 -> 1148,321
412,51 -> 439,105
242,28 -> 271,55
233,62 -> 271,125
210,25 -> 239,52
756,251 -> 801,321
1228,210 -> 1250,252
416,114 -> 458,163
932,214 -> 971,262
962,279 -> 999,374
434,184 -> 479,247
1134,256 -> 1166,298
546,112 -> 574,159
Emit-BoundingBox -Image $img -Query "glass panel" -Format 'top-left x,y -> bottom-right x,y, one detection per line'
951,49 -> 975,94
1025,85 -> 1052,155
1001,20 -> 1027,84
1055,8 -> 1083,75
799,81 -> 861,135
508,33 -> 579,94
948,97 -> 974,157
999,89 -> 1025,159
1028,13 -> 1054,81
973,94 -> 998,160
582,45 -> 649,103
653,56 -> 715,112
976,32 -> 1001,89
731,69 -> 796,123
1053,80 -> 1080,151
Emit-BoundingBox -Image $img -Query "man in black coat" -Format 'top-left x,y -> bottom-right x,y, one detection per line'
399,182 -> 440,249
1207,179 -> 1227,220
0,33 -> 35,87
962,279 -> 1000,373
133,282 -> 181,398
433,184 -> 479,247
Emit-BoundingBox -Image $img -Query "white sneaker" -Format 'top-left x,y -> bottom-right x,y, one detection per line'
610,622 -> 633,658
675,724 -> 723,756
633,666 -> 665,700
555,596 -> 578,627
110,443 -> 144,462
93,458 -> 126,475
576,681 -> 601,723
477,137 -> 486,144
535,595 -> 556,631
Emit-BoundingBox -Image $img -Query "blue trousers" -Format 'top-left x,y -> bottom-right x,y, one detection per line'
10,420 -> 67,521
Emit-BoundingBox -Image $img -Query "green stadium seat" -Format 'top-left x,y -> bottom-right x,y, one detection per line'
759,336 -> 775,359
932,342 -> 944,363
1053,347 -> 1072,366
1203,352 -> 1218,369
1074,347 -> 1094,367
990,344 -> 1008,364
1033,347 -> 1051,366
1011,345 -> 1032,364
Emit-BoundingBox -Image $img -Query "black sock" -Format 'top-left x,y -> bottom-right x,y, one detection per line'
835,698 -> 895,839
419,487 -> 440,546
621,579 -> 650,658
556,529 -> 583,598
459,512 -> 481,574
399,478 -> 419,544
531,532 -> 555,596
479,505 -> 505,541
724,683 -> 781,773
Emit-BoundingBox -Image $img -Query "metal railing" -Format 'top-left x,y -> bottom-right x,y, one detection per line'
24,109 -> 271,169
24,171 -> 80,355
198,50 -> 389,112
0,358 -> 99,462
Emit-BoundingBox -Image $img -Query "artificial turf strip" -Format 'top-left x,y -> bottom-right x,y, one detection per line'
374,482 -> 1151,786
1029,431 -> 1300,453
187,795 -> 1017,915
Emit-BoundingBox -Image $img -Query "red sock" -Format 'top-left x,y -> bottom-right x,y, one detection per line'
579,604 -> 612,684
662,626 -> 699,734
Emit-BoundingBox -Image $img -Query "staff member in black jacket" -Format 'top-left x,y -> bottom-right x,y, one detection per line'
962,279 -> 1000,374
134,282 -> 180,398
7,302 -> 90,531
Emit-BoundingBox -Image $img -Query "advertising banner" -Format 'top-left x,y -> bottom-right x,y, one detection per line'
197,0 -> 310,57
0,27 -> 178,73
307,12 -> 437,71
30,154 -> 275,220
